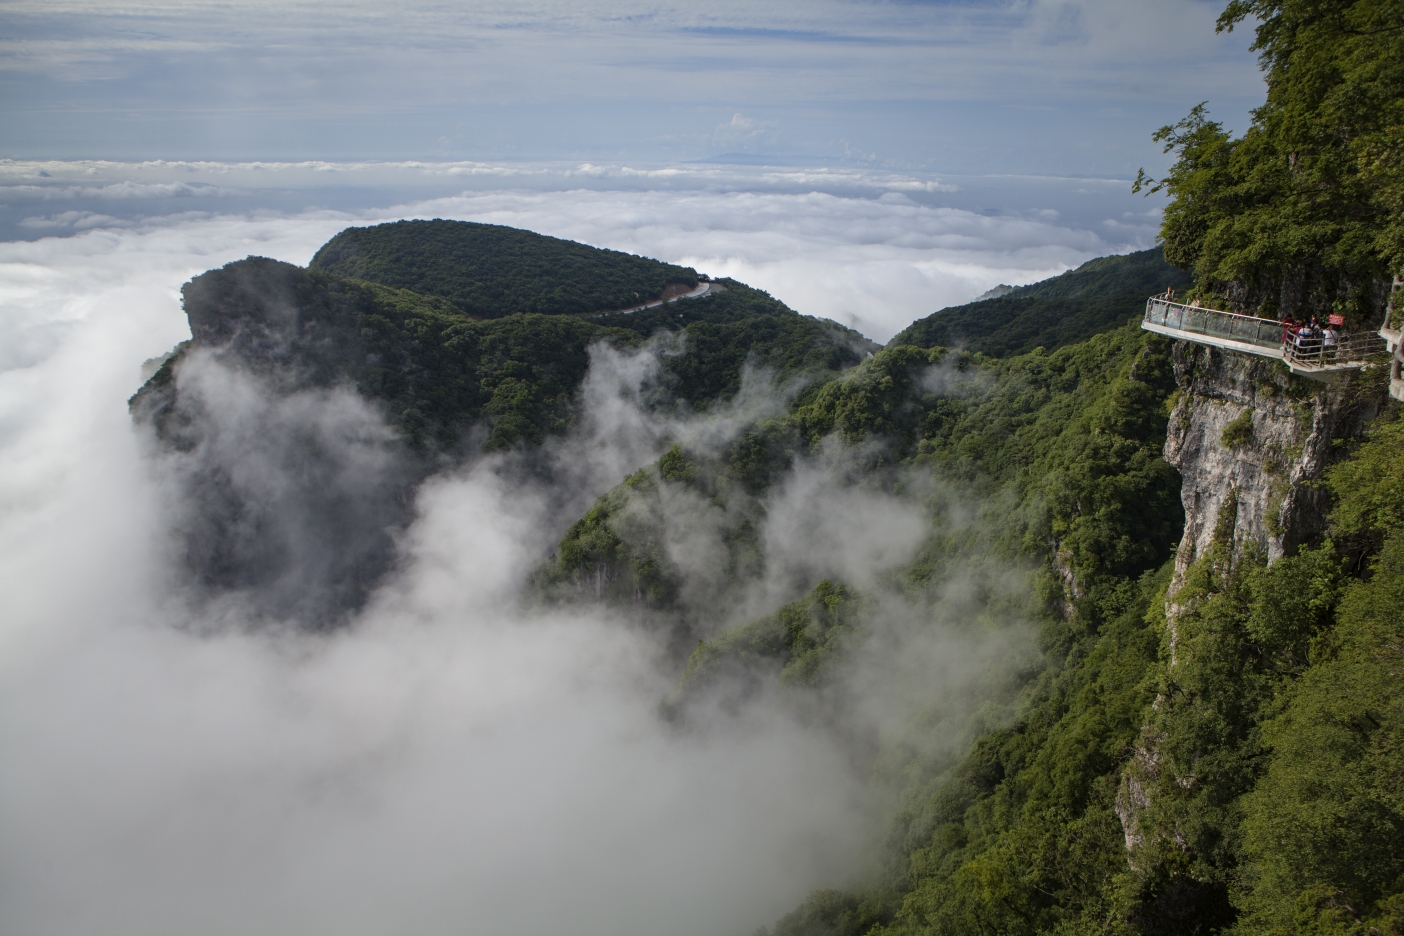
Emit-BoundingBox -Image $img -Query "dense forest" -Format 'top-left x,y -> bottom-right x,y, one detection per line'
128,1 -> 1404,929
130,237 -> 875,623
136,254 -> 873,454
309,219 -> 700,318
891,247 -> 1191,357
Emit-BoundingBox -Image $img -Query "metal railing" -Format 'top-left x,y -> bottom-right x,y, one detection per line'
1143,298 -> 1386,370
1283,331 -> 1386,370
1143,298 -> 1283,350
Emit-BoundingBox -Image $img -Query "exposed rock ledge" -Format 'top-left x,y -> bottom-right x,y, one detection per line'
1116,341 -> 1387,863
1164,341 -> 1384,594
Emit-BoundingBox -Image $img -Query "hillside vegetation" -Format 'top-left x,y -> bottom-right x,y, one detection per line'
136,257 -> 872,453
544,297 -> 1402,936
890,247 -> 1191,357
543,323 -> 1181,631
309,219 -> 700,318
540,2 -> 1404,931
544,319 -> 1199,930
130,231 -> 873,626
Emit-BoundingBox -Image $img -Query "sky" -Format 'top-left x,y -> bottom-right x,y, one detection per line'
3,0 -> 1261,171
0,0 -> 1270,337
0,3 -> 1274,933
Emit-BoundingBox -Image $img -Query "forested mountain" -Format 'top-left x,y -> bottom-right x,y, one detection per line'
890,247 -> 1191,357
137,254 -> 872,453
127,2 -> 1404,928
309,219 -> 700,318
130,239 -> 873,624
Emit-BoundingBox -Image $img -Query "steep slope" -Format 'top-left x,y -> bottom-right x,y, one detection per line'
129,234 -> 872,628
309,219 -> 700,318
544,283 -> 1400,933
545,319 -> 1191,931
890,247 -> 1191,357
544,322 -> 1182,619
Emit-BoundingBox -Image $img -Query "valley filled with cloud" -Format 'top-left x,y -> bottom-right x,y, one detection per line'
0,176 -> 1042,935
0,2 -> 1294,932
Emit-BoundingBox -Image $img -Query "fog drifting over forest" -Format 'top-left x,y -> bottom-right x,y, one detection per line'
2,175 -> 1075,934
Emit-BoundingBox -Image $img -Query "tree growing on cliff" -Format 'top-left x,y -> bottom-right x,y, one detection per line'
1135,0 -> 1404,325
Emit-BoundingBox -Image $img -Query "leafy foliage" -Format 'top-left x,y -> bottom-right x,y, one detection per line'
748,355 -> 1400,936
592,279 -> 878,404
1221,407 -> 1255,448
545,319 -> 1190,936
543,322 -> 1184,635
890,248 -> 1191,358
309,219 -> 700,318
1137,0 -> 1404,323
135,257 -> 870,453
673,580 -> 863,699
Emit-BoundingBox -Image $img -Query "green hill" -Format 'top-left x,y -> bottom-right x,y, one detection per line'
130,229 -> 873,625
138,257 -> 871,454
309,219 -> 700,319
548,312 -> 1400,936
889,247 -> 1191,357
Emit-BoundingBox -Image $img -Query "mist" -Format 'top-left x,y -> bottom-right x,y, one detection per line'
0,206 -> 1036,936
1,160 -> 1165,342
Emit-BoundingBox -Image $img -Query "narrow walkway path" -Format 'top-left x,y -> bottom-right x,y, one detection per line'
608,280 -> 725,315
1141,297 -> 1386,379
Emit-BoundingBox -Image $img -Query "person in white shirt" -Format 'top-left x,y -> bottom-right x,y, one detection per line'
1322,325 -> 1339,360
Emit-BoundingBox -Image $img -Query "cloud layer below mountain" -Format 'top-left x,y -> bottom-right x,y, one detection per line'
1,182 -> 1059,934
0,161 -> 1162,343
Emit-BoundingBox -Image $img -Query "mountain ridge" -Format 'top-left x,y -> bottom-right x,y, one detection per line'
309,218 -> 701,319
128,197 -> 1404,933
890,246 -> 1192,357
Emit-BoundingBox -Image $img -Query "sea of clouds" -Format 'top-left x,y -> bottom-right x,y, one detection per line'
1,164 -> 1118,935
0,159 -> 1163,344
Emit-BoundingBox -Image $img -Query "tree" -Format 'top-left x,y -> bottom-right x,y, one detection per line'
1136,0 -> 1404,325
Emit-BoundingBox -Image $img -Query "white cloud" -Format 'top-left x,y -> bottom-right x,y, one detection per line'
1,181 -> 225,200
0,202 -> 1040,934
711,112 -> 779,150
0,162 -> 1159,343
17,210 -> 132,230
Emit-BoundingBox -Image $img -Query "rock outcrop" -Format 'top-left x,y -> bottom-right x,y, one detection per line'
1117,339 -> 1389,866
1164,342 -> 1385,593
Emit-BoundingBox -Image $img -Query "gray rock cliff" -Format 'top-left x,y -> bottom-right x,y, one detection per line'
1164,342 -> 1385,594
1116,339 -> 1388,862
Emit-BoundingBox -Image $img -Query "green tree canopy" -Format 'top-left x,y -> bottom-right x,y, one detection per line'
1137,0 -> 1404,324
310,219 -> 699,318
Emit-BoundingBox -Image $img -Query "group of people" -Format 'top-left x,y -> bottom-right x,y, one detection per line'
1155,287 -> 1348,363
1281,315 -> 1340,360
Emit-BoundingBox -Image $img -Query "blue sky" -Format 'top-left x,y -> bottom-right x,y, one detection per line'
2,0 -> 1261,174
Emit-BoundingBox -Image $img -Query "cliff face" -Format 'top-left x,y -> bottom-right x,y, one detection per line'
1117,339 -> 1387,868
1163,342 -> 1384,591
